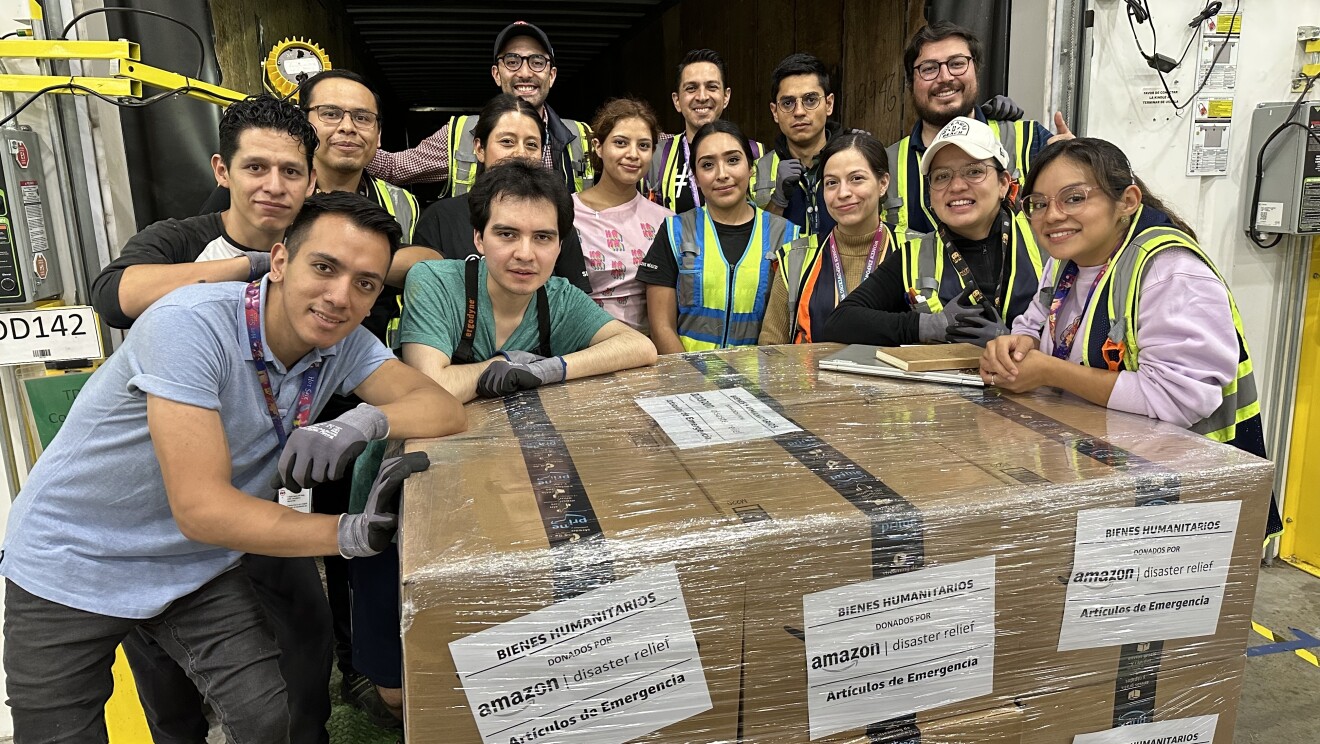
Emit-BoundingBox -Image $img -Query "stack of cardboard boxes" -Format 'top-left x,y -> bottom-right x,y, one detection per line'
400,345 -> 1271,743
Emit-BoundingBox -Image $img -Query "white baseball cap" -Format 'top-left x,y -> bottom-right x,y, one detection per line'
920,116 -> 1009,175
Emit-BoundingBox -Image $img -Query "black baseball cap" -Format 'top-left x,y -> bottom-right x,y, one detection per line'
493,21 -> 555,61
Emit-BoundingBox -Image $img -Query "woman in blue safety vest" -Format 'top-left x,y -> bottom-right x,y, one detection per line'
980,137 -> 1283,539
638,120 -> 799,353
821,116 -> 1043,347
759,133 -> 896,344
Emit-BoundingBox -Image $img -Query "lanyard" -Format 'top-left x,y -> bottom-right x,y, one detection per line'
678,135 -> 701,208
939,211 -> 1013,314
825,226 -> 887,303
1046,261 -> 1109,361
244,281 -> 322,448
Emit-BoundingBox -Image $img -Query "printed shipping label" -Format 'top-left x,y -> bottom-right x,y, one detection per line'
1058,502 -> 1240,651
636,387 -> 801,449
449,564 -> 711,744
803,556 -> 996,740
1073,713 -> 1218,744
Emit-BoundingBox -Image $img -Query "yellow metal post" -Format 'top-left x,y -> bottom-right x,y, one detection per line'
112,60 -> 246,106
0,74 -> 137,96
1282,237 -> 1320,577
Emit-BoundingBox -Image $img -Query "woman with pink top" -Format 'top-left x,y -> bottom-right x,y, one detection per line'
573,98 -> 674,332
981,137 -> 1281,538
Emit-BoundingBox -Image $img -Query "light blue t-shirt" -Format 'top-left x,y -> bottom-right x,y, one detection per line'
0,279 -> 395,619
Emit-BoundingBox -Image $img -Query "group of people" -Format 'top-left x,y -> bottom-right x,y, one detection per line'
0,15 -> 1281,744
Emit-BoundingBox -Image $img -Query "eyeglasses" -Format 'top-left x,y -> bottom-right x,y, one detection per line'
913,55 -> 973,82
928,163 -> 993,191
497,53 -> 551,73
306,105 -> 379,130
776,92 -> 823,113
1021,185 -> 1102,220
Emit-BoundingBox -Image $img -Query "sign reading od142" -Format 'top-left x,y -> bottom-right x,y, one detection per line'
0,306 -> 102,366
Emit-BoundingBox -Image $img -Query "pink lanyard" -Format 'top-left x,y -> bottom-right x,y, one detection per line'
825,227 -> 886,303
244,281 -> 321,447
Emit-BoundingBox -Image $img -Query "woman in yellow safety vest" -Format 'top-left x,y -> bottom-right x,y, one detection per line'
639,120 -> 799,353
980,137 -> 1282,538
820,116 -> 1043,347
759,133 -> 895,344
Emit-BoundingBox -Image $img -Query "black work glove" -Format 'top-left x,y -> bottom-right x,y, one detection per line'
917,287 -> 987,343
336,452 -> 430,558
948,312 -> 1010,347
981,94 -> 1024,122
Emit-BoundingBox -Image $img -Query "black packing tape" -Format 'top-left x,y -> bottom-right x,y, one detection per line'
503,391 -> 613,601
685,353 -> 925,741
956,389 -> 1180,724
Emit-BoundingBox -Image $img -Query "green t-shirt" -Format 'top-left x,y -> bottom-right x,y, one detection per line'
400,258 -> 611,360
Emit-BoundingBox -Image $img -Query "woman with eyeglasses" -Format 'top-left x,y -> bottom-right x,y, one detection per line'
821,116 -> 1042,347
639,120 -> 800,353
411,94 -> 590,292
980,136 -> 1282,539
573,97 -> 674,332
758,133 -> 896,344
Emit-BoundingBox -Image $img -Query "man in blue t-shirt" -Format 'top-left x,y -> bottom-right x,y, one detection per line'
0,193 -> 464,740
400,158 -> 657,402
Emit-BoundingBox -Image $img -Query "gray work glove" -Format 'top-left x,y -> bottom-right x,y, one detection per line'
244,251 -> 271,281
770,158 -> 804,208
916,287 -> 988,343
337,452 -> 430,558
476,356 -> 567,398
276,403 -> 390,491
494,349 -> 547,365
948,311 -> 1010,348
981,94 -> 1024,122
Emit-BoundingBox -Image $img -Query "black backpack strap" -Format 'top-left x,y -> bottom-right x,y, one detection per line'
535,286 -> 552,357
452,256 -> 481,365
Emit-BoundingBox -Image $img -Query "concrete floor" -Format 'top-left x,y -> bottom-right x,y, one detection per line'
1236,561 -> 1320,744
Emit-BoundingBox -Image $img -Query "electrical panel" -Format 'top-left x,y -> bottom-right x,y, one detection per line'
1243,102 -> 1320,236
0,127 -> 61,305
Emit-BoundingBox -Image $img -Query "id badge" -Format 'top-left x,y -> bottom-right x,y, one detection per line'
279,486 -> 312,513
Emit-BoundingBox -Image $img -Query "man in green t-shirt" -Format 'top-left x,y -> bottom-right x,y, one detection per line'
400,158 -> 657,402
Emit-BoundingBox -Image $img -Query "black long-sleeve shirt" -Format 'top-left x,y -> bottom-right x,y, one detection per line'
821,223 -> 1004,346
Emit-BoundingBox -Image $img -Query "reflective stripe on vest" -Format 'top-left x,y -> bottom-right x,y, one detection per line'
898,212 -> 1044,323
448,115 -> 594,196
774,234 -> 823,343
751,150 -> 781,209
1069,215 -> 1259,445
670,207 -> 793,351
447,115 -> 480,197
370,177 -> 418,243
885,120 -> 1034,240
648,136 -> 684,209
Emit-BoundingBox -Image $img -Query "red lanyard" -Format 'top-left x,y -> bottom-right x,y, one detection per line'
826,226 -> 887,303
244,281 -> 321,447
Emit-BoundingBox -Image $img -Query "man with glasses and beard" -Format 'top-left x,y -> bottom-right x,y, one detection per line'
884,21 -> 1073,240
367,21 -> 594,195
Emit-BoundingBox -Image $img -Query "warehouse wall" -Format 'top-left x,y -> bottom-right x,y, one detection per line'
555,0 -> 927,148
210,0 -> 359,97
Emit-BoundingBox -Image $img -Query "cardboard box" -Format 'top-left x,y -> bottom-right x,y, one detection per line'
400,345 -> 1271,742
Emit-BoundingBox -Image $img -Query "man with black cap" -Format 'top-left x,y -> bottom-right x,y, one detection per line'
367,21 -> 594,195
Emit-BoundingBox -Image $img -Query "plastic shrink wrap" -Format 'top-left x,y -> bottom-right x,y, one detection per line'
398,344 -> 1271,744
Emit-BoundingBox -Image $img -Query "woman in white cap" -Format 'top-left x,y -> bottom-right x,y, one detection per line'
821,115 -> 1043,347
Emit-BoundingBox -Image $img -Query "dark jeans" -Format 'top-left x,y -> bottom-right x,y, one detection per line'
314,474 -> 356,676
121,554 -> 332,744
3,570 -> 288,744
349,545 -> 402,689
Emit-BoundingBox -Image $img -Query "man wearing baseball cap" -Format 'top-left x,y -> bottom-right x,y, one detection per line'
822,115 -> 1044,347
367,21 -> 594,195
